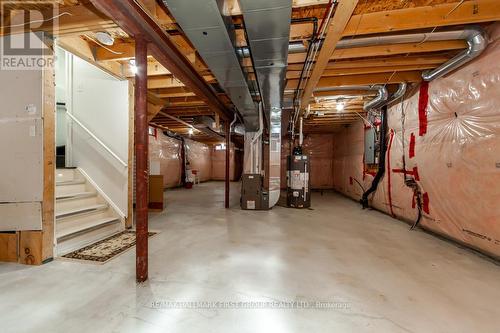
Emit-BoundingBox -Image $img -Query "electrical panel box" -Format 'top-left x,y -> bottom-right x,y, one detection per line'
241,174 -> 269,210
364,127 -> 377,164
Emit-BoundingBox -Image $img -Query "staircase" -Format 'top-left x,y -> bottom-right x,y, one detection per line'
55,168 -> 124,256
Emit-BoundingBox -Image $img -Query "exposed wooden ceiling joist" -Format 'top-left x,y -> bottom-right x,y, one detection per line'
288,71 -> 422,90
343,0 -> 500,36
299,0 -> 359,110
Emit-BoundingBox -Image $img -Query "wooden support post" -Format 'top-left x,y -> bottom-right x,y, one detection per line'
135,37 -> 149,283
225,121 -> 230,209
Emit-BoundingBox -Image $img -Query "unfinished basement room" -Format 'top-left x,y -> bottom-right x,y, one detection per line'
1,0 -> 499,332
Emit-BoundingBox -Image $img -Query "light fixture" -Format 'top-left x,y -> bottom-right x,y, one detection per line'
95,31 -> 115,46
129,59 -> 138,75
188,128 -> 194,135
336,103 -> 345,112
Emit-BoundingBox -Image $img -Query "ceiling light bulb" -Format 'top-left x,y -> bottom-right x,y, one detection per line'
95,31 -> 115,46
336,103 -> 345,112
129,59 -> 138,75
188,128 -> 194,135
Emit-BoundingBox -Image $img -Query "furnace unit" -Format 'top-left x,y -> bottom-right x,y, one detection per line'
241,174 -> 269,210
286,153 -> 311,208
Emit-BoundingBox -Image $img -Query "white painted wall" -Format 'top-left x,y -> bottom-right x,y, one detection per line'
55,47 -> 67,147
56,105 -> 67,147
0,34 -> 45,231
68,54 -> 129,216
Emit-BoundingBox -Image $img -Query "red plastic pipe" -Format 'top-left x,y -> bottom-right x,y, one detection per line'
135,37 -> 149,283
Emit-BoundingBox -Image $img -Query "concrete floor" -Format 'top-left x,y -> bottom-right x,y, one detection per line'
1,182 -> 499,333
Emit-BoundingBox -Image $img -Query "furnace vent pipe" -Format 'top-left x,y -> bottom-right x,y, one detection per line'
363,86 -> 389,111
314,85 -> 388,111
238,27 -> 486,60
383,82 -> 408,107
299,116 -> 304,146
422,26 -> 487,81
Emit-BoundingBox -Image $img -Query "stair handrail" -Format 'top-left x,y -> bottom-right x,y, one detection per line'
66,112 -> 128,168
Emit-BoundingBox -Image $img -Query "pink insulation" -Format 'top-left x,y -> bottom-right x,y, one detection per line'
185,139 -> 212,182
280,134 -> 335,189
303,134 -> 335,189
211,145 -> 237,181
331,23 -> 500,258
149,131 -> 182,188
149,131 -> 240,187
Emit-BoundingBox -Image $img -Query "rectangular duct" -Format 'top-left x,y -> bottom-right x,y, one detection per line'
163,0 -> 259,130
238,0 -> 292,208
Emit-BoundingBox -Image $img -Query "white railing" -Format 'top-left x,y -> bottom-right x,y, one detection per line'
66,112 -> 128,168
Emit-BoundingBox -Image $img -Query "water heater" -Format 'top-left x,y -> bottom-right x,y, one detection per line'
286,154 -> 311,208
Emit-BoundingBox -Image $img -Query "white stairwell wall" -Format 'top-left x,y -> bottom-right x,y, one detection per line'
64,49 -> 129,217
55,168 -> 123,255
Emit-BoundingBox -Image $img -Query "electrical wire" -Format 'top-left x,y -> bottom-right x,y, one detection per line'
1,12 -> 72,30
352,177 -> 365,192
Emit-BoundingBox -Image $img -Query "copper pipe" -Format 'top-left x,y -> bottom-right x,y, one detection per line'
135,37 -> 149,283
225,121 -> 230,209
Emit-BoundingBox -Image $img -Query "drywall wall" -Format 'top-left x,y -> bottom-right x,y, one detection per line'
56,105 -> 67,147
69,53 -> 129,216
55,47 -> 67,147
332,23 -> 500,258
0,56 -> 44,231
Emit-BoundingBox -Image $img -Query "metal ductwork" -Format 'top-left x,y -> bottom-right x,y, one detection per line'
239,0 -> 292,208
193,116 -> 221,131
422,26 -> 487,81
163,0 -> 259,130
386,83 -> 408,105
238,27 -> 486,56
313,85 -> 389,113
238,27 -> 487,83
363,86 -> 389,111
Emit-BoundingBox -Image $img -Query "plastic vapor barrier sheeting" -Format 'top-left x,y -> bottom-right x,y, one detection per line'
149,132 -> 182,188
185,139 -> 212,182
332,23 -> 500,258
149,131 -> 240,187
281,134 -> 335,190
211,145 -> 237,181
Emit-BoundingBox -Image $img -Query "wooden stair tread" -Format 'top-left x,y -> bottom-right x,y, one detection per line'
57,216 -> 120,240
56,191 -> 96,200
56,179 -> 86,186
56,204 -> 108,219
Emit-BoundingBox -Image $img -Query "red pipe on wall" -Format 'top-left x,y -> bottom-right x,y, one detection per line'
135,37 -> 149,283
225,122 -> 230,208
